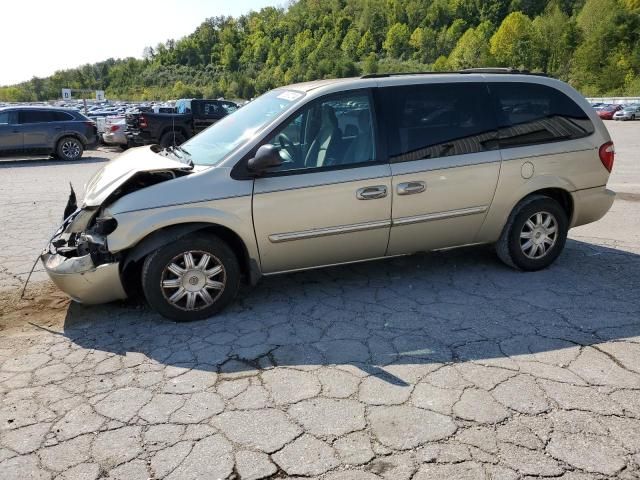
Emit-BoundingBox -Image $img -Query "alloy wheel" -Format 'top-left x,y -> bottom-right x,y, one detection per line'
61,140 -> 81,159
160,250 -> 226,311
519,211 -> 558,259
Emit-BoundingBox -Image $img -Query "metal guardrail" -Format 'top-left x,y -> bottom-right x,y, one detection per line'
587,97 -> 640,104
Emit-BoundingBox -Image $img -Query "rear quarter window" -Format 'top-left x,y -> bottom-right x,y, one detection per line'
488,82 -> 594,149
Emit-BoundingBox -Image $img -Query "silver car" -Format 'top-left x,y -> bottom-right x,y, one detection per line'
42,71 -> 616,321
101,119 -> 127,148
613,104 -> 640,121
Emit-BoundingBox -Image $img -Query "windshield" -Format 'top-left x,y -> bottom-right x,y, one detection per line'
181,89 -> 305,166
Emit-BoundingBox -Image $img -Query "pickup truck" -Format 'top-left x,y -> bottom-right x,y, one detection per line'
126,98 -> 238,148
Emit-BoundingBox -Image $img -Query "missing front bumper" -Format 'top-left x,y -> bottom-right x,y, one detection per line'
41,252 -> 127,304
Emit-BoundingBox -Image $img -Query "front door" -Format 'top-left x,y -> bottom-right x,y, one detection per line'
252,90 -> 392,273
377,82 -> 502,255
0,110 -> 22,154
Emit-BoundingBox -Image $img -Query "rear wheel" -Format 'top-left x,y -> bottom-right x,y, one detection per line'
56,137 -> 84,161
160,131 -> 186,148
142,234 -> 240,321
496,195 -> 568,271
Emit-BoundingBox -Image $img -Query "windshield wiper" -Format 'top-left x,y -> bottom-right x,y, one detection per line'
162,146 -> 194,168
174,145 -> 191,156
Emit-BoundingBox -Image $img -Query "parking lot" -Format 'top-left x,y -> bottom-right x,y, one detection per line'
0,122 -> 639,479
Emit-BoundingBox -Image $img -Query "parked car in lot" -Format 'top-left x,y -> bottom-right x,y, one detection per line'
125,98 -> 238,148
101,119 -> 127,149
0,106 -> 97,160
597,104 -> 622,120
613,104 -> 640,121
42,70 -> 615,321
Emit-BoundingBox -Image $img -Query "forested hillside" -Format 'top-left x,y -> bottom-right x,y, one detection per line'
2,0 -> 640,101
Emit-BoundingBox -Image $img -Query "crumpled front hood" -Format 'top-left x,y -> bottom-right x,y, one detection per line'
83,146 -> 192,207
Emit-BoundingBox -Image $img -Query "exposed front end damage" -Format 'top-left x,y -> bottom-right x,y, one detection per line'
40,149 -> 193,304
41,207 -> 127,304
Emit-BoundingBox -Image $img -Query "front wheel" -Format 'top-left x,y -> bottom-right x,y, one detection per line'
142,234 -> 241,321
496,196 -> 568,271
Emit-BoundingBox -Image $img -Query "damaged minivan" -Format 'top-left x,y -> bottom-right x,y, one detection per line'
42,70 -> 616,321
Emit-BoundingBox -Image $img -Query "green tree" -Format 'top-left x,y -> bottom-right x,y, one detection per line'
341,28 -> 361,59
383,22 -> 411,58
221,44 -> 239,71
362,52 -> 379,74
532,5 -> 574,77
571,0 -> 636,94
409,27 -> 438,63
448,23 -> 494,69
357,30 -> 377,59
490,12 -> 537,69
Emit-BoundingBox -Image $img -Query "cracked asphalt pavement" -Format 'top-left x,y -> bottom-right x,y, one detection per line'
1,124 -> 639,480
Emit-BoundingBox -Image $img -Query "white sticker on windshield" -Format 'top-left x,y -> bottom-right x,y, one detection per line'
277,91 -> 303,101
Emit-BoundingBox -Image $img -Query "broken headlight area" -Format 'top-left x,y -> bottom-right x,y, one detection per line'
49,208 -> 119,267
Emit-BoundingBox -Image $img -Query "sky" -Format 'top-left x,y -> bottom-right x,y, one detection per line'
0,0 -> 283,86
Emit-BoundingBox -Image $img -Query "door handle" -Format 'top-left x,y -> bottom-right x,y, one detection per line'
397,181 -> 426,195
356,185 -> 387,200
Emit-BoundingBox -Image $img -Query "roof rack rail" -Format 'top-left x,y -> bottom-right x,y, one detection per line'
361,68 -> 549,79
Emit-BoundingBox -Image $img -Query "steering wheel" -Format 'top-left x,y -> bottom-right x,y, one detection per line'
278,133 -> 296,164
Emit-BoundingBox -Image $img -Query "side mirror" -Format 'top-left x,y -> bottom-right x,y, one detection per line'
247,144 -> 282,173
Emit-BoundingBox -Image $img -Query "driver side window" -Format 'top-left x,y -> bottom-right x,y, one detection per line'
265,92 -> 376,172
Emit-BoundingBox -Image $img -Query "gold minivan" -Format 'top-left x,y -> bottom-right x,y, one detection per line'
42,70 -> 616,321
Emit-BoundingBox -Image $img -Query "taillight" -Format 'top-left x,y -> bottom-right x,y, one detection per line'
139,115 -> 148,128
599,141 -> 615,172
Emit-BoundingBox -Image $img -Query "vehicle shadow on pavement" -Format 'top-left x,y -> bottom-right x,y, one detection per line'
62,239 -> 640,385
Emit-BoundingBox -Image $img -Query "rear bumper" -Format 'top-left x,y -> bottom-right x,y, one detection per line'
571,186 -> 616,228
126,131 -> 153,147
103,132 -> 126,145
41,252 -> 127,304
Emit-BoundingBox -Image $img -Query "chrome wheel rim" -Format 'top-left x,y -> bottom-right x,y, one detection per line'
520,211 -> 558,259
160,251 -> 226,311
61,140 -> 81,159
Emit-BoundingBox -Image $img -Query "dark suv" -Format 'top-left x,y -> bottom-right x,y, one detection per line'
0,106 -> 98,160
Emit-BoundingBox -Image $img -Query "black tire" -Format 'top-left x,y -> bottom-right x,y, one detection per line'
495,195 -> 568,271
119,144 -> 129,151
141,234 -> 240,321
160,131 -> 187,148
56,136 -> 84,161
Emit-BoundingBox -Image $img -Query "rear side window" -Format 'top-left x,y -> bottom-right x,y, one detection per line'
53,111 -> 74,121
202,102 -> 226,116
489,82 -> 594,148
378,82 -> 498,163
